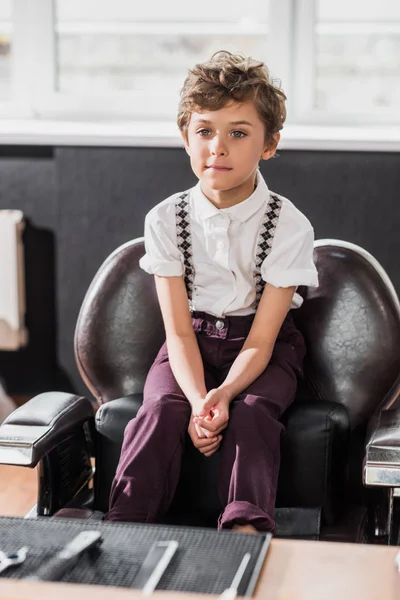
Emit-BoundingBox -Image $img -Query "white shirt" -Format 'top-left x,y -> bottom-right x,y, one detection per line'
139,171 -> 319,317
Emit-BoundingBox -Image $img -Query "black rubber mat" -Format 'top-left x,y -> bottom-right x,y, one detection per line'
0,517 -> 271,595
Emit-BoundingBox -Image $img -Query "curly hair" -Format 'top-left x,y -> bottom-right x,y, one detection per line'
177,51 -> 286,149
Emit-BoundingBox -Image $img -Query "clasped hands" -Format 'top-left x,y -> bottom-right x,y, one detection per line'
188,388 -> 231,457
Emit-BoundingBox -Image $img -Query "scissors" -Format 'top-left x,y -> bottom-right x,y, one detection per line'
0,547 -> 28,574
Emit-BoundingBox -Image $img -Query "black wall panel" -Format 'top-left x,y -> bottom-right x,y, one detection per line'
0,145 -> 398,396
0,147 -> 62,393
264,151 -> 400,280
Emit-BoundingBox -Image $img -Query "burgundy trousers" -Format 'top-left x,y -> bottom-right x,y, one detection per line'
105,311 -> 305,532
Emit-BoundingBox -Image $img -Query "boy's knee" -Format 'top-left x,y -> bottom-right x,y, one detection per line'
230,396 -> 272,419
229,398 -> 282,437
123,396 -> 190,443
142,395 -> 191,424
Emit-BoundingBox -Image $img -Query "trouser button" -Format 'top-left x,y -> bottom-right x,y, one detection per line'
215,320 -> 224,330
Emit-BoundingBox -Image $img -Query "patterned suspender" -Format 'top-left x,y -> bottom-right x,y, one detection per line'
175,191 -> 282,310
175,193 -> 195,307
253,193 -> 282,306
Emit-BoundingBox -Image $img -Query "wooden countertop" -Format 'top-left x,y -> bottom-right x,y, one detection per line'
0,538 -> 399,600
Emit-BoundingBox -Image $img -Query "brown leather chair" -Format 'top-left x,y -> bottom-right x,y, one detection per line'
1,239 -> 400,542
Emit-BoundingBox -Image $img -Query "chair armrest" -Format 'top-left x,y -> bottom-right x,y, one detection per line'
93,394 -> 143,512
277,399 -> 350,525
95,394 -> 143,442
0,392 -> 94,467
364,408 -> 400,487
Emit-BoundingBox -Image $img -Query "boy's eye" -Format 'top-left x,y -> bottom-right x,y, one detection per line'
231,130 -> 246,138
197,129 -> 211,136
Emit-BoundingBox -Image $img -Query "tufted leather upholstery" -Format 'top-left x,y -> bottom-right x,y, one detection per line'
294,242 -> 400,428
70,238 -> 400,540
74,241 -> 165,404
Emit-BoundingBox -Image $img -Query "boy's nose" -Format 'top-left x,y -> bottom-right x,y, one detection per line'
210,137 -> 228,156
210,146 -> 227,156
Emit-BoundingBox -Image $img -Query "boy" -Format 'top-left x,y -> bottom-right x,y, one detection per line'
105,51 -> 318,533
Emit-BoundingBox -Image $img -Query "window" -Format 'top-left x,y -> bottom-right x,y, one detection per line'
312,0 -> 400,118
0,0 -> 12,101
55,0 -> 269,99
0,0 -> 399,134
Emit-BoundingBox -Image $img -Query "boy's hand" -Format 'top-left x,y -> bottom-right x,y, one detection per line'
192,388 -> 231,437
188,416 -> 222,457
190,398 -> 214,438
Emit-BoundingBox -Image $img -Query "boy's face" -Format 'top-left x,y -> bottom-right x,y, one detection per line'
183,99 -> 278,205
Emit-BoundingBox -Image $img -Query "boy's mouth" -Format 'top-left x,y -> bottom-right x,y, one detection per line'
205,165 -> 233,171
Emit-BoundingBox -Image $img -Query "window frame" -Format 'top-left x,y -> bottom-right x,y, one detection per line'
291,0 -> 400,125
28,0 -> 280,123
0,0 -> 399,131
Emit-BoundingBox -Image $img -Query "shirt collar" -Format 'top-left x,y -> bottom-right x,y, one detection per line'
191,170 -> 269,224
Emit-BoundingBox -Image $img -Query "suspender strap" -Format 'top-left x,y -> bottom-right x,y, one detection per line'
175,191 -> 283,310
253,193 -> 283,307
175,193 -> 195,305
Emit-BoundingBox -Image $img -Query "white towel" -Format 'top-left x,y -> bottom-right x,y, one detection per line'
0,210 -> 28,350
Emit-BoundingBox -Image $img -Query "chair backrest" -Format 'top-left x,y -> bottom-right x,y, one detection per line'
294,240 -> 400,429
75,239 -> 164,404
76,237 -> 400,427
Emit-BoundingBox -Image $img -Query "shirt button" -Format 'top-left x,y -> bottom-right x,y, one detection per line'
217,241 -> 224,249
215,320 -> 224,330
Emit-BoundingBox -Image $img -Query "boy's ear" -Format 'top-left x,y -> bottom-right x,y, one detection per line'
181,131 -> 191,156
261,132 -> 280,160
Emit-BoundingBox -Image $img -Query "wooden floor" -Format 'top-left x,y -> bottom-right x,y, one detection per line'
0,465 -> 37,517
0,395 -> 38,517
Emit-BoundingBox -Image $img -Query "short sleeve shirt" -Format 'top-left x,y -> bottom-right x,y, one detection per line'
139,171 -> 319,317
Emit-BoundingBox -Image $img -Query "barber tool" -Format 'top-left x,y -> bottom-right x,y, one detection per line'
23,530 -> 102,581
219,552 -> 251,600
132,540 -> 179,595
0,546 -> 28,575
395,551 -> 400,573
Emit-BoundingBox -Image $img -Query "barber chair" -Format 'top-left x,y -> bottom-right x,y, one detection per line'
1,239 -> 400,544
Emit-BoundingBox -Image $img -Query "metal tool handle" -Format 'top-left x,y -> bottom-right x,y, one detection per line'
395,551 -> 400,573
219,552 -> 251,600
132,540 -> 179,595
24,531 -> 102,582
